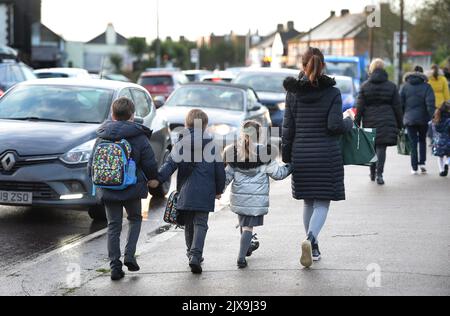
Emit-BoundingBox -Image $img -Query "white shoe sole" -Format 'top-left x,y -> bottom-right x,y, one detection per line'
300,240 -> 313,268
313,255 -> 321,262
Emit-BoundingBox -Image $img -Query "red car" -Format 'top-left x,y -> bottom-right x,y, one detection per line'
138,71 -> 188,104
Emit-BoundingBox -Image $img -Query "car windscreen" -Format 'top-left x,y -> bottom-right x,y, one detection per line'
0,85 -> 114,123
335,78 -> 354,94
234,73 -> 291,93
138,76 -> 174,86
165,86 -> 244,111
326,62 -> 359,78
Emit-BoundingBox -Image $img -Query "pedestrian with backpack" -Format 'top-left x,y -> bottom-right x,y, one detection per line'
149,109 -> 226,274
90,97 -> 158,281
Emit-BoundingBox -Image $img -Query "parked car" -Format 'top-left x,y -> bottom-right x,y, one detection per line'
225,67 -> 248,77
334,75 -> 357,112
0,47 -> 36,94
34,68 -> 91,79
102,73 -> 131,82
0,79 -> 172,220
233,68 -> 298,133
183,70 -> 212,82
201,71 -> 235,83
138,71 -> 189,103
158,82 -> 271,144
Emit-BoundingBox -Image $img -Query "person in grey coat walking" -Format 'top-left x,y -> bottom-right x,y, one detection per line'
224,121 -> 292,269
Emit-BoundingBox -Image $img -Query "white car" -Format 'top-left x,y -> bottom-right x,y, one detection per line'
34,68 -> 91,79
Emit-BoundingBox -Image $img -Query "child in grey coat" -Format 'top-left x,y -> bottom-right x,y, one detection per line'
224,121 -> 292,268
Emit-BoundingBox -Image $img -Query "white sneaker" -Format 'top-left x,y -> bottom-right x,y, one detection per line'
300,239 -> 313,268
411,169 -> 419,175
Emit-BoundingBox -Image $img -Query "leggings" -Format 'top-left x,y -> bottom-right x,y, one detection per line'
303,200 -> 331,242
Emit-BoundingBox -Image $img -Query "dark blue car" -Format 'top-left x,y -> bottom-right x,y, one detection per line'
233,68 -> 299,135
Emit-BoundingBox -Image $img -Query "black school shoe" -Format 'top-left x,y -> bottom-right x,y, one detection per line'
111,269 -> 125,281
246,234 -> 260,257
189,257 -> 203,274
237,258 -> 248,269
440,165 -> 449,177
124,259 -> 140,272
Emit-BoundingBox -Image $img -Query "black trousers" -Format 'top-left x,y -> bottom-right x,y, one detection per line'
407,125 -> 428,171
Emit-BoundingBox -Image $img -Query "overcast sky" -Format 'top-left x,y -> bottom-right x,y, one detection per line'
41,0 -> 421,42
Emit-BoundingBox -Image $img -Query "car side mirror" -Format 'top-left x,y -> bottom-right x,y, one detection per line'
248,104 -> 261,112
154,96 -> 166,109
134,117 -> 144,124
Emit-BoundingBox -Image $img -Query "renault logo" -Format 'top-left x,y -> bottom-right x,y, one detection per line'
1,153 -> 16,171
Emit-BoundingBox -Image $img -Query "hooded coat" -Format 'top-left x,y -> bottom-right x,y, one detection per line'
224,145 -> 292,217
282,73 -> 353,201
401,72 -> 436,126
355,68 -> 403,146
157,128 -> 226,213
91,120 -> 158,202
429,74 -> 450,109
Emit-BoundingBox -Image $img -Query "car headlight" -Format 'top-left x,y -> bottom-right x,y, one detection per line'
277,102 -> 286,111
207,124 -> 237,136
60,139 -> 96,165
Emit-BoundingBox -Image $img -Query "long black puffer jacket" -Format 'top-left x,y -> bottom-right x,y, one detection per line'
355,68 -> 403,146
282,73 -> 353,201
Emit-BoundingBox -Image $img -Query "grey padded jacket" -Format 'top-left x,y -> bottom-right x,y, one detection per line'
225,146 -> 292,217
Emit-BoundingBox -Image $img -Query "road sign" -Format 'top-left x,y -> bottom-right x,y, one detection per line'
190,49 -> 199,64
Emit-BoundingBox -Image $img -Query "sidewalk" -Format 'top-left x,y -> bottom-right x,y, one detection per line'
0,148 -> 448,296
69,148 -> 450,296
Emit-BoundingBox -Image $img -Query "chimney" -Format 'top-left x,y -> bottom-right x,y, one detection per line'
330,11 -> 336,16
277,24 -> 284,33
106,23 -> 117,45
179,36 -> 185,42
287,21 -> 294,31
341,9 -> 350,16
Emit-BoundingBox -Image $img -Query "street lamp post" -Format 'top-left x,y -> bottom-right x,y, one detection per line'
156,0 -> 161,68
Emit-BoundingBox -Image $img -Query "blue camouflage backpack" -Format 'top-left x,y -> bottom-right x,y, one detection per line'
91,139 -> 137,192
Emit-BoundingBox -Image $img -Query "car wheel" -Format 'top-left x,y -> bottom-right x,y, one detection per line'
88,205 -> 107,221
149,149 -> 172,198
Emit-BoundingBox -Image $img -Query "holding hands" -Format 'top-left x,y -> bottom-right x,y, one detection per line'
148,179 -> 160,189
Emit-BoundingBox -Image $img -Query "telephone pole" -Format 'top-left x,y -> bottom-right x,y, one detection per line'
398,0 -> 405,86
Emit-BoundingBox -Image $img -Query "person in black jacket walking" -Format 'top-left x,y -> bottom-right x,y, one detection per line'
282,47 -> 353,268
91,97 -> 159,281
355,58 -> 403,185
401,66 -> 436,174
151,109 -> 226,274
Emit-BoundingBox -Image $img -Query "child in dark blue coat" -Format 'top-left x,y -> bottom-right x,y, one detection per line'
150,109 -> 226,274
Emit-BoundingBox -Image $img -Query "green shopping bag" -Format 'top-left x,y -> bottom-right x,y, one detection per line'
397,129 -> 412,156
340,124 -> 378,166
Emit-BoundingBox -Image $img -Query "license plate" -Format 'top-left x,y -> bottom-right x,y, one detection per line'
0,191 -> 33,205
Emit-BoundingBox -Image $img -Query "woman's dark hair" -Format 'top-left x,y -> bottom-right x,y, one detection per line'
302,47 -> 325,85
431,64 -> 440,80
433,101 -> 450,124
414,65 -> 424,73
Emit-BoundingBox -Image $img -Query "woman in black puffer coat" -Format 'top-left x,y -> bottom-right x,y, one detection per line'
355,58 -> 403,185
282,47 -> 353,268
